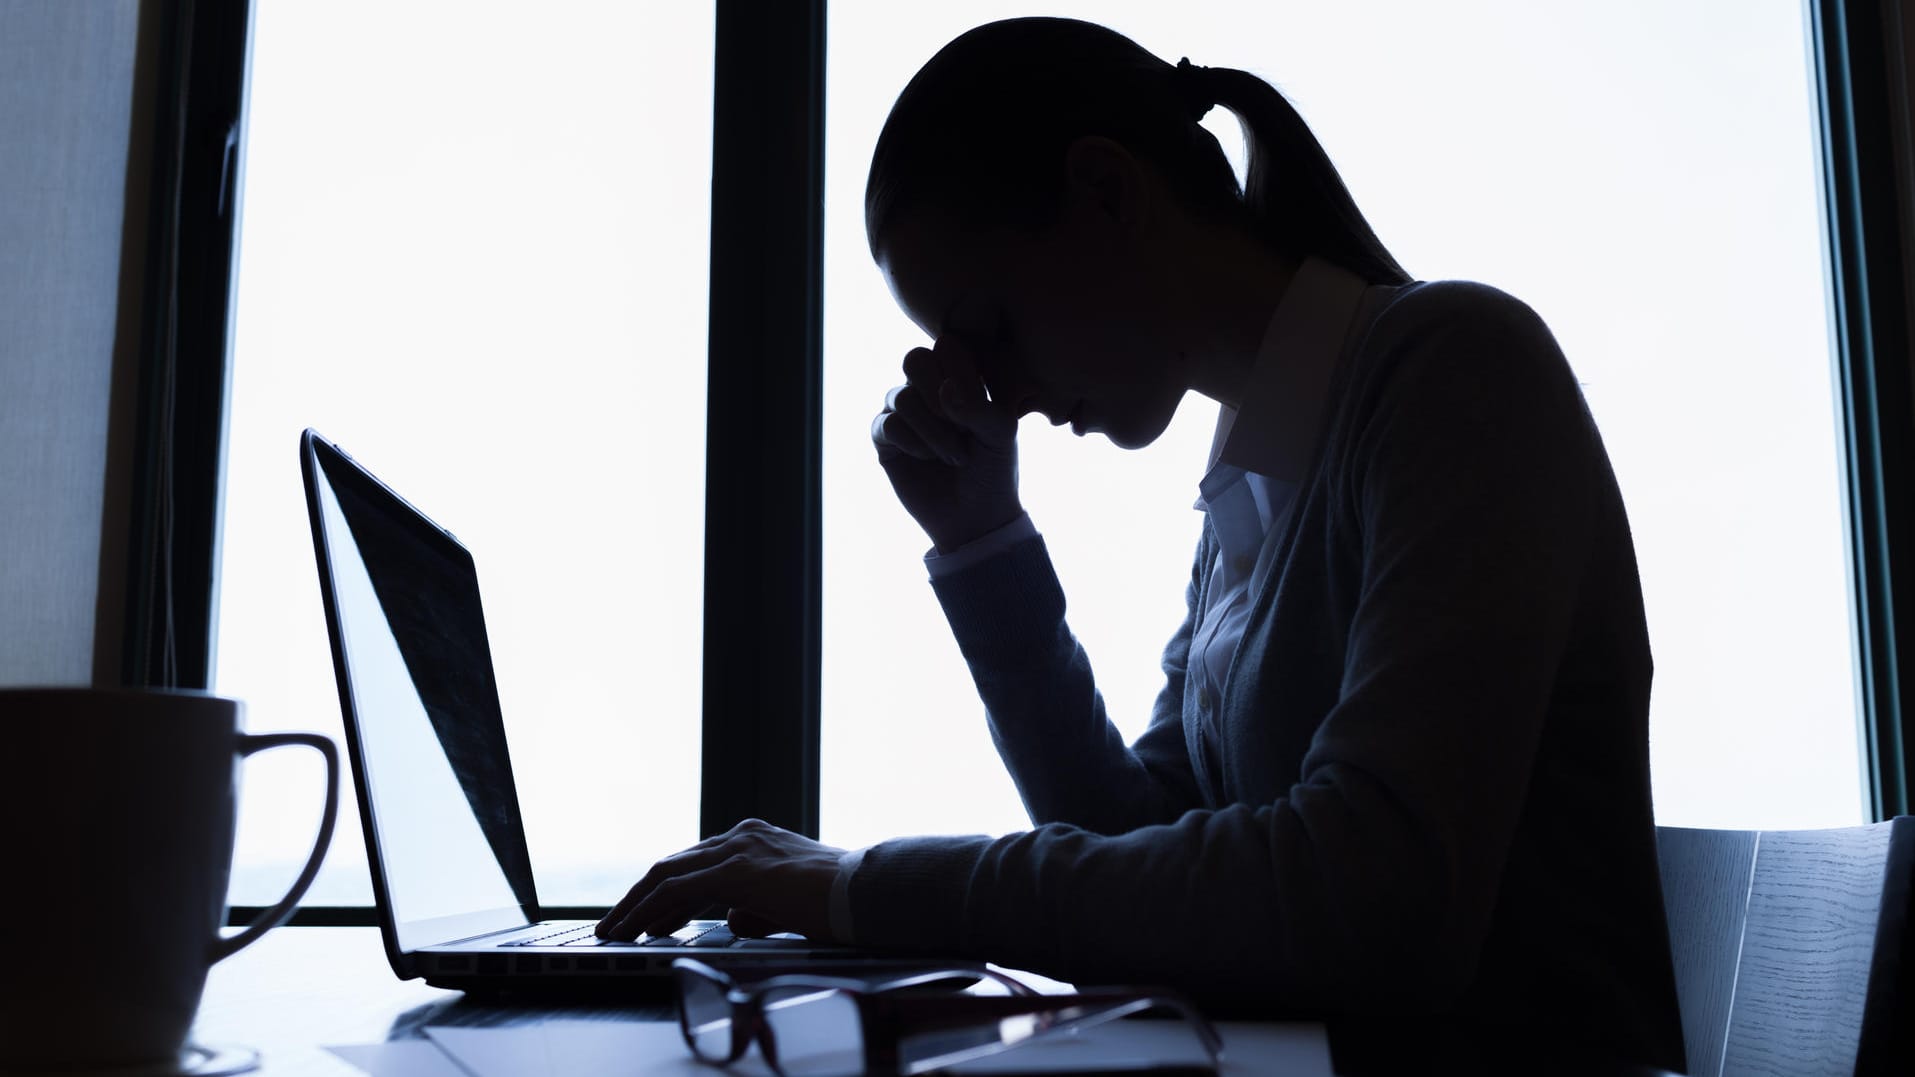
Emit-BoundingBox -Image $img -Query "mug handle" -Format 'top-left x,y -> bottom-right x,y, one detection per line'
208,732 -> 341,964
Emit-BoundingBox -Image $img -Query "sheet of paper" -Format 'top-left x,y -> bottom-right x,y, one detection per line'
1216,1021 -> 1332,1075
325,1040 -> 472,1077
416,1021 -> 773,1077
425,1025 -> 552,1077
541,1020 -> 775,1076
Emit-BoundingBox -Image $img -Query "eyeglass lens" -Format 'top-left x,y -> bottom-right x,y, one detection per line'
679,971 -> 735,1061
759,984 -> 866,1077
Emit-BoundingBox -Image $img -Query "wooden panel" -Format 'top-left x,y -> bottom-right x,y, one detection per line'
1658,826 -> 1757,1077
1722,825 -> 1891,1076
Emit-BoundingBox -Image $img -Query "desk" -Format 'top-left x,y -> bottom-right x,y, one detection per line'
190,928 -> 1328,1076
189,930 -> 1691,1076
192,928 -> 676,1076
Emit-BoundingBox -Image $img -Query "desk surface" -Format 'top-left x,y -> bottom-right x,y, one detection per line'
193,927 -> 676,1076
192,928 -> 1327,1077
189,928 -> 1684,1076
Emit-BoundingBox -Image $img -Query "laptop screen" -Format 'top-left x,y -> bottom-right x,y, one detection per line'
304,433 -> 538,951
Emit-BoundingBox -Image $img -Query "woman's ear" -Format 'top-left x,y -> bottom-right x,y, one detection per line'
1060,136 -> 1149,242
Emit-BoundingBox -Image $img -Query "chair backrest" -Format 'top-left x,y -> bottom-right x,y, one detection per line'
1655,818 -> 1912,1077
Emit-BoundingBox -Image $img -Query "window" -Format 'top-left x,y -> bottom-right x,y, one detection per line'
207,3 -> 1879,912
217,0 -> 714,906
819,0 -> 1863,847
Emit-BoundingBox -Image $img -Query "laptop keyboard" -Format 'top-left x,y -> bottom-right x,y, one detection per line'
636,924 -> 738,948
500,924 -> 599,947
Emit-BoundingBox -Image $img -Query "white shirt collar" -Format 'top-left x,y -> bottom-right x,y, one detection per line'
1204,257 -> 1373,482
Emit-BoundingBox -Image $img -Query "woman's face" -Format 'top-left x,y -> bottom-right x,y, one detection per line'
874,190 -> 1190,450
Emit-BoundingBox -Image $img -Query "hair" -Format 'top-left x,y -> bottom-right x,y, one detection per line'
864,17 -> 1410,286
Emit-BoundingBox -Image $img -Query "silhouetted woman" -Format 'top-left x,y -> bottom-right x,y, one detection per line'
603,18 -> 1686,1073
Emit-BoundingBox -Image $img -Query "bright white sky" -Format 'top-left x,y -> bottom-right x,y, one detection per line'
220,0 -> 1861,908
220,0 -> 712,905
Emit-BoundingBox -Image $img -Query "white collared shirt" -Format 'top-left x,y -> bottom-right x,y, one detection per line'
1185,258 -> 1374,755
1187,461 -> 1295,727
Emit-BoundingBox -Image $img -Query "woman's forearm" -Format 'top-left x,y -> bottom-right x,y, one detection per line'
932,532 -> 1205,833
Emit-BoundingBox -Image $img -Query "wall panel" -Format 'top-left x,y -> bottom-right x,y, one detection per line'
0,1 -> 143,686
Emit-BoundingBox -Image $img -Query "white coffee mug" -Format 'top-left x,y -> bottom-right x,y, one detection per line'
0,688 -> 338,1070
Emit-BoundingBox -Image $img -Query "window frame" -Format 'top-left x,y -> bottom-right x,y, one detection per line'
117,0 -> 1908,928
1811,0 -> 1915,820
115,0 -> 251,693
128,0 -> 826,927
698,0 -> 827,844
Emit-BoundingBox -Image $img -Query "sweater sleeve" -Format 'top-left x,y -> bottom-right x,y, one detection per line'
926,527 -> 1209,835
851,285 -> 1603,1012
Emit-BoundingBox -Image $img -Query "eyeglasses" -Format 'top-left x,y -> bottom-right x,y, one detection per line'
672,958 -> 1223,1076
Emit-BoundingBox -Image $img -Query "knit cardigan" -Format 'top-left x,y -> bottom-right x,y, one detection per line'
849,280 -> 1687,1073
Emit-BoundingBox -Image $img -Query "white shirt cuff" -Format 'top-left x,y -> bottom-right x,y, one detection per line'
828,846 -> 868,944
924,512 -> 1039,579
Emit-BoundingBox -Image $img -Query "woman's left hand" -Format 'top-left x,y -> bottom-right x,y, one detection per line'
595,818 -> 846,942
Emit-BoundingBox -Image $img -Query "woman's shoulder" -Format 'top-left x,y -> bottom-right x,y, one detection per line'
1369,278 -> 1556,349
1332,277 -> 1584,438
1352,277 -> 1572,387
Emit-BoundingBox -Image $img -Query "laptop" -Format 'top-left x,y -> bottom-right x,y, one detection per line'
299,428 -> 890,992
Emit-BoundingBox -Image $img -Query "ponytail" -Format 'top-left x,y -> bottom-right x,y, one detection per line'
866,18 -> 1410,286
1202,67 -> 1410,285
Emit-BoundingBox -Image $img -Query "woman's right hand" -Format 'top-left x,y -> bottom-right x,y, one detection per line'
871,336 -> 1023,553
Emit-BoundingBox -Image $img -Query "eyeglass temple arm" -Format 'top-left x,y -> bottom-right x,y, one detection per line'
861,988 -> 1223,1053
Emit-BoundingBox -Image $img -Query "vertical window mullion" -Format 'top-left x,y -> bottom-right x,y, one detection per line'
1812,0 -> 1915,820
117,0 -> 252,692
700,0 -> 827,839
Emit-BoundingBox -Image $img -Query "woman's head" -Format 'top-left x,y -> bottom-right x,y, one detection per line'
867,18 -> 1407,448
